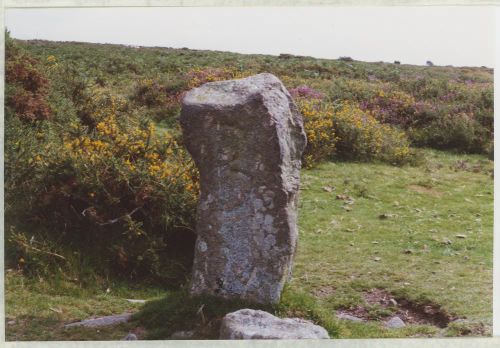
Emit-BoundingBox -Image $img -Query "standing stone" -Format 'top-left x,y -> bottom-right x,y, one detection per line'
180,73 -> 307,304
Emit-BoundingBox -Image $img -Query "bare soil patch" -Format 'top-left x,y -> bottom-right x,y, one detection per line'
337,288 -> 458,328
311,285 -> 337,298
408,185 -> 444,198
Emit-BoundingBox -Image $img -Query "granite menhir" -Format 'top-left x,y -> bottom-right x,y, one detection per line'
180,73 -> 306,304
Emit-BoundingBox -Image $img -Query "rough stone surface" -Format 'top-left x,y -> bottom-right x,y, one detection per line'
385,316 -> 406,329
219,309 -> 329,339
64,313 -> 132,328
181,73 -> 307,304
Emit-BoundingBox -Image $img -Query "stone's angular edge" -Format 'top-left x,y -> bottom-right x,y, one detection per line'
219,309 -> 330,339
180,73 -> 307,304
182,73 -> 286,109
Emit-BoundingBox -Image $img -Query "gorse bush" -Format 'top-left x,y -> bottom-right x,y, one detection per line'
299,98 -> 337,166
6,92 -> 199,282
5,37 -> 199,283
297,96 -> 412,166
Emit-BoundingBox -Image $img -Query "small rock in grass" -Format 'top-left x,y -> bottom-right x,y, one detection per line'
455,234 -> 467,239
220,309 -> 329,339
379,213 -> 393,219
337,313 -> 364,322
171,330 -> 195,339
389,298 -> 398,306
373,257 -> 381,262
322,186 -> 334,192
385,316 -> 405,329
65,313 -> 132,328
121,333 -> 138,341
7,320 -> 16,325
126,299 -> 146,304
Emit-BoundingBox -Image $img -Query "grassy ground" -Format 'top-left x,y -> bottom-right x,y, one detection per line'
5,149 -> 493,340
292,148 -> 493,337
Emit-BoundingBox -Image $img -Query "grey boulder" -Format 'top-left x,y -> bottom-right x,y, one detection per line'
385,316 -> 406,329
219,309 -> 329,339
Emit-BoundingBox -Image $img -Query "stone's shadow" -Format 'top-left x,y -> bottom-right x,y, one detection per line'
156,228 -> 197,288
132,290 -> 273,339
131,286 -> 340,340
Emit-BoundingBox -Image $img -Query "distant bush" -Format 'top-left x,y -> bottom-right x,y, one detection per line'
339,56 -> 354,62
327,77 -> 380,103
409,112 -> 490,153
359,90 -> 418,128
5,35 -> 52,121
289,85 -> 325,100
132,76 -> 188,108
279,53 -> 294,60
358,83 -> 493,153
296,96 -> 412,166
185,67 -> 250,88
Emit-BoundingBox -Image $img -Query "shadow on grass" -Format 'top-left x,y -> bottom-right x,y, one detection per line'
132,286 -> 340,339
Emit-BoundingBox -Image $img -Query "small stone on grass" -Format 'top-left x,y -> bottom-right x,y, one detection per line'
337,313 -> 364,322
385,316 -> 405,329
171,330 -> 196,339
121,333 -> 138,341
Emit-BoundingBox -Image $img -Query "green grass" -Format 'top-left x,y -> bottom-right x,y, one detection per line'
5,149 -> 493,340
291,149 -> 493,337
4,270 -> 164,340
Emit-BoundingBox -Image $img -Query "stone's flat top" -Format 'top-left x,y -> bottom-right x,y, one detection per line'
182,73 -> 284,108
64,313 -> 132,328
220,309 -> 330,339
